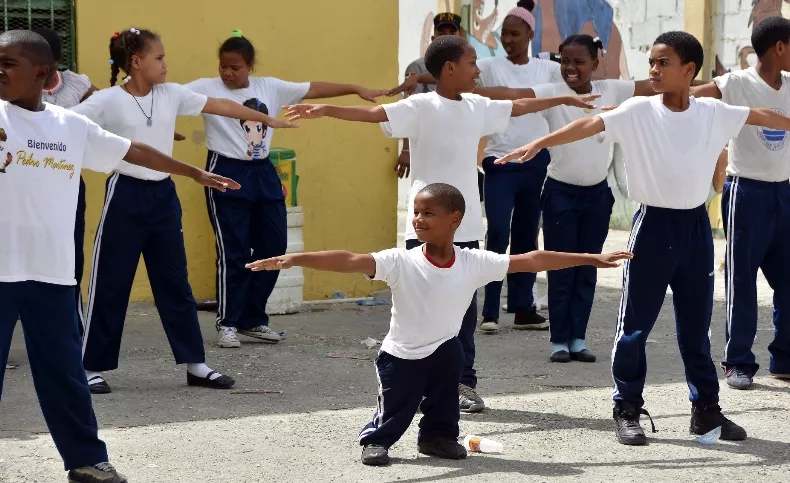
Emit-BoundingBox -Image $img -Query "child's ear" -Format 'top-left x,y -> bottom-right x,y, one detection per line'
451,211 -> 462,227
592,58 -> 600,71
34,65 -> 50,85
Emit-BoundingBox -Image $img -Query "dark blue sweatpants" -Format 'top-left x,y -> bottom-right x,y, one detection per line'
481,152 -> 550,320
205,152 -> 287,331
406,239 -> 478,388
82,174 -> 206,371
541,177 -> 613,344
76,176 -> 86,334
612,204 -> 719,408
722,176 -> 790,375
358,338 -> 464,448
0,282 -> 108,470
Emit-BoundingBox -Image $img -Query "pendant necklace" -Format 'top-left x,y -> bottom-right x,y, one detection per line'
124,85 -> 154,127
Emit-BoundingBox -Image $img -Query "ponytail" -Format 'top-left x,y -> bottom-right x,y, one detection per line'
108,27 -> 159,86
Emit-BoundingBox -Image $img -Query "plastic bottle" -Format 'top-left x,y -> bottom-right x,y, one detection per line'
463,435 -> 503,454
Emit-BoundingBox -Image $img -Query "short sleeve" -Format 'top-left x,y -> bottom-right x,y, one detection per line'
381,98 -> 420,139
70,90 -> 107,127
548,62 -> 564,83
469,249 -> 510,287
713,73 -> 740,105
267,77 -> 311,109
531,83 -> 557,99
81,117 -> 131,173
711,101 -> 749,146
596,99 -> 635,144
608,79 -> 637,104
184,78 -> 213,95
367,248 -> 402,286
477,58 -> 495,87
169,83 -> 208,117
481,97 -> 513,136
68,72 -> 92,100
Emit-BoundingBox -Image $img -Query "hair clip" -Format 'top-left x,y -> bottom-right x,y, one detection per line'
130,28 -> 140,35
231,29 -> 243,37
112,31 -> 120,39
109,59 -> 114,65
592,37 -> 607,54
122,75 -> 131,84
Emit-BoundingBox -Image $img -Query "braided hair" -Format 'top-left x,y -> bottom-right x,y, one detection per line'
108,28 -> 159,86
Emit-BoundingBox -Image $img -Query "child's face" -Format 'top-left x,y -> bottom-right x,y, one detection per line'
131,38 -> 168,85
0,44 -> 48,102
444,44 -> 480,92
219,51 -> 252,90
412,192 -> 461,245
648,44 -> 696,93
500,15 -> 532,59
560,45 -> 598,90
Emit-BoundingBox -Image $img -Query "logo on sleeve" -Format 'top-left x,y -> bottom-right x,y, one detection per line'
757,108 -> 787,151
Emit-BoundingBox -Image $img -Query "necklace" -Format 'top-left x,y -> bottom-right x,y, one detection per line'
123,85 -> 154,127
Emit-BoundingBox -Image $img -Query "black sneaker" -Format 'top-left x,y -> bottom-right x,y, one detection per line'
513,311 -> 549,330
550,350 -> 571,363
613,402 -> 656,446
690,403 -> 747,441
459,384 -> 485,413
88,376 -> 112,395
361,444 -> 390,466
725,367 -> 753,390
417,437 -> 467,460
68,462 -> 127,483
479,318 -> 499,333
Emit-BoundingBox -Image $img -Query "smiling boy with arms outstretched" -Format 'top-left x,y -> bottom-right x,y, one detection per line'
495,31 -> 790,446
247,183 -> 631,466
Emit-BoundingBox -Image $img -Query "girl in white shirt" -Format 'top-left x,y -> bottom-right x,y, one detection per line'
185,31 -> 387,349
74,27 -> 293,394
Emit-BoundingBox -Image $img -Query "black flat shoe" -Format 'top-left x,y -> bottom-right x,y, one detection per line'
550,350 -> 571,363
187,371 -> 235,389
570,349 -> 596,363
88,376 -> 112,395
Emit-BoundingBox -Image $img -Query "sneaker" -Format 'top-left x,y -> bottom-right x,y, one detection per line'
613,402 -> 656,446
513,311 -> 549,330
361,444 -> 390,466
690,402 -> 747,441
88,376 -> 112,395
217,326 -> 241,348
459,383 -> 485,413
725,367 -> 753,390
68,462 -> 127,483
479,318 -> 499,333
417,437 -> 467,460
535,294 -> 549,311
238,325 -> 282,343
550,350 -> 571,363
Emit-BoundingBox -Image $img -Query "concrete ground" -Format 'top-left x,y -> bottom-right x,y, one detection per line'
1,230 -> 788,482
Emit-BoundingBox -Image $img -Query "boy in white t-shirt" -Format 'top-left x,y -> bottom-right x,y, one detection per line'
691,16 -> 790,389
284,35 -> 598,415
246,182 -> 631,466
0,30 -> 237,483
494,31 -> 790,446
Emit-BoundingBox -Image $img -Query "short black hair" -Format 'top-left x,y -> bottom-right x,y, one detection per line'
560,34 -> 604,59
0,30 -> 54,66
653,31 -> 704,78
219,34 -> 256,66
32,27 -> 62,63
418,183 -> 466,218
424,35 -> 468,79
751,16 -> 790,57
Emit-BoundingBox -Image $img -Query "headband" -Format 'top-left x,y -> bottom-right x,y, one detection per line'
506,7 -> 536,32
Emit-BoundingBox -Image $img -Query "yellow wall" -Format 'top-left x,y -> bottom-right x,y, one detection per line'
75,0 -> 398,301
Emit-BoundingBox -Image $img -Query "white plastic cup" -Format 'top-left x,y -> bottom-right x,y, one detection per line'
463,435 -> 503,454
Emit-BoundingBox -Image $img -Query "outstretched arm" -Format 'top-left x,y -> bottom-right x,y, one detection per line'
246,251 -> 376,277
690,81 -> 723,99
508,250 -> 632,273
495,115 -> 605,163
305,82 -> 388,103
475,86 -> 536,100
511,94 -> 599,117
634,79 -> 709,97
746,108 -> 790,131
387,72 -> 436,97
202,98 -> 297,129
285,104 -> 388,123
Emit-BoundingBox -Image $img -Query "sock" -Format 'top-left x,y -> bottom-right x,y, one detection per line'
570,339 -> 587,353
86,371 -> 104,384
551,343 -> 569,355
187,363 -> 222,380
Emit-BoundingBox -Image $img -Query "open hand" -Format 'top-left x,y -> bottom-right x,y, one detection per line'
566,93 -> 601,109
395,151 -> 410,178
591,251 -> 633,268
386,73 -> 419,97
600,104 -> 620,112
285,104 -> 327,121
357,87 -> 389,103
494,142 -> 540,164
193,171 -> 241,192
246,255 -> 294,271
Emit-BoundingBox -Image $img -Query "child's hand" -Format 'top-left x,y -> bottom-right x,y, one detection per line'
565,94 -> 601,109
591,251 -> 633,268
357,87 -> 389,103
600,104 -> 620,112
285,104 -> 327,121
386,74 -> 419,97
192,171 -> 241,192
494,142 -> 540,164
174,132 -> 186,141
246,255 -> 294,271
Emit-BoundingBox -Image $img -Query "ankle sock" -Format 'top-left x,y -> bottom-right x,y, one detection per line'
187,363 -> 222,380
551,343 -> 569,355
86,371 -> 104,384
570,339 -> 587,353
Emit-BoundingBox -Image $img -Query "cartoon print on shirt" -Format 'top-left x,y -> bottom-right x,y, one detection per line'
0,152 -> 12,173
240,98 -> 269,160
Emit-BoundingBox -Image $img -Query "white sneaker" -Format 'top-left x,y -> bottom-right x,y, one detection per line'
217,326 -> 241,348
238,325 -> 281,343
535,294 -> 549,311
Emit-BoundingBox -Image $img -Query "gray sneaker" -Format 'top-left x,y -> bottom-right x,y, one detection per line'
68,462 -> 127,483
459,384 -> 485,413
238,325 -> 281,343
725,367 -> 753,390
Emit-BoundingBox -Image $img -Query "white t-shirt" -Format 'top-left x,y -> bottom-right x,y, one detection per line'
185,77 -> 309,160
72,83 -> 207,180
714,67 -> 790,182
0,101 -> 130,285
42,70 -> 92,109
380,92 -> 512,242
598,96 -> 750,209
477,56 -> 563,159
369,246 -> 510,359
533,80 -> 635,186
